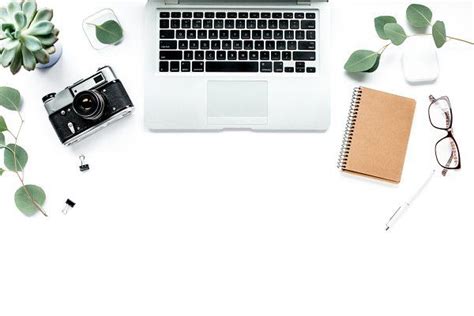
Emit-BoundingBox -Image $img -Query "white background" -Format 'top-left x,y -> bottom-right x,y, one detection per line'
1,0 -> 473,315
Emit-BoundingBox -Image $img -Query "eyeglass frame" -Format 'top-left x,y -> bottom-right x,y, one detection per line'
428,95 -> 462,172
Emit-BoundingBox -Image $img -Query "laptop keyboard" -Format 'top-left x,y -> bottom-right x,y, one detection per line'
157,10 -> 318,74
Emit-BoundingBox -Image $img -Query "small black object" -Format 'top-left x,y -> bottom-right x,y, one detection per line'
62,199 -> 76,214
79,155 -> 90,172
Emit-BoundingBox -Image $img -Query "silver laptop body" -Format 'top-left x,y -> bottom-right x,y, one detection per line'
145,0 -> 330,131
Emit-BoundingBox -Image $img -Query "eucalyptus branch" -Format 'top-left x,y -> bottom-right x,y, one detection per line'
344,3 -> 473,73
0,86 -> 47,217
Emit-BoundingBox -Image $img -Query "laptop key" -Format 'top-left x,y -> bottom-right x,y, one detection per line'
296,62 -> 305,73
263,30 -> 272,39
194,12 -> 203,18
239,51 -> 248,60
159,12 -> 170,18
203,20 -> 213,28
250,12 -> 259,19
247,20 -> 256,29
192,61 -> 204,72
301,20 -> 316,29
195,51 -> 204,60
307,31 -> 316,40
277,41 -> 286,50
307,67 -> 316,73
241,30 -> 251,39
288,41 -> 297,50
285,67 -> 295,72
190,40 -> 199,49
274,30 -> 283,39
160,51 -> 182,60
205,12 -> 214,18
198,30 -> 207,39
206,62 -> 258,72
211,40 -> 221,50
192,20 -> 202,28
284,13 -> 293,19
184,51 -> 193,60
216,12 -> 226,18
296,31 -> 305,40
285,30 -> 294,40
244,40 -> 253,50
260,51 -> 269,60
182,19 -> 191,29
268,20 -> 278,29
222,41 -> 231,49
279,20 -> 289,29
220,30 -> 229,39
160,30 -> 174,39
261,12 -> 271,18
200,40 -> 210,50
282,51 -> 291,60
209,30 -> 218,39
298,41 -> 316,50
271,51 -> 280,60
236,20 -> 246,29
206,51 -> 215,60
272,12 -> 282,19
295,13 -> 304,19
255,41 -> 264,50
307,12 -> 316,19
160,40 -> 177,49
160,20 -> 169,29
258,20 -> 267,29
249,51 -> 259,60
187,30 -> 196,39
159,61 -> 169,72
228,51 -> 237,60
183,12 -> 192,18
260,62 -> 272,72
252,30 -> 262,39
171,19 -> 180,28
231,30 -> 240,39
233,40 -> 243,50
171,12 -> 181,18
227,12 -> 237,18
274,62 -> 284,72
239,12 -> 249,19
225,20 -> 235,29
217,51 -> 226,60
170,61 -> 180,72
290,20 -> 300,29
178,40 -> 188,49
293,52 -> 316,61
214,19 -> 224,29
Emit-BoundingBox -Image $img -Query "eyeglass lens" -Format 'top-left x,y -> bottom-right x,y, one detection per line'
436,137 -> 460,169
429,98 -> 452,129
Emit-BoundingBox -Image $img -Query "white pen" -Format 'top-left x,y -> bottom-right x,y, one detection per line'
386,169 -> 436,231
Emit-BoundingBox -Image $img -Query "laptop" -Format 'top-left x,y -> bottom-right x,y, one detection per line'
144,0 -> 330,131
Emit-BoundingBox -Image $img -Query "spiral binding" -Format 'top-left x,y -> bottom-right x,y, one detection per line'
337,87 -> 363,169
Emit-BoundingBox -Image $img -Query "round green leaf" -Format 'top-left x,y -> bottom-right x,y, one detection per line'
0,167 -> 5,176
95,20 -> 123,45
432,20 -> 447,48
0,116 -> 7,132
0,86 -> 21,111
344,50 -> 379,73
0,132 -> 5,146
374,16 -> 397,40
407,4 -> 433,28
4,143 -> 28,172
14,185 -> 46,216
384,23 -> 407,46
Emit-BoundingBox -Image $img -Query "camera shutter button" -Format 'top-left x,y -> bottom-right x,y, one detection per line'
68,122 -> 76,134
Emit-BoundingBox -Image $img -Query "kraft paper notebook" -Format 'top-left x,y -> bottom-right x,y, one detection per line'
337,87 -> 416,183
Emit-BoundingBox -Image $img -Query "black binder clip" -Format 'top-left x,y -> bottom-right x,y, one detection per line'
62,199 -> 76,215
79,155 -> 90,172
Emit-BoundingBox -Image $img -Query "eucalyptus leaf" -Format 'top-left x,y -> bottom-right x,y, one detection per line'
4,143 -> 28,172
384,23 -> 407,46
0,167 -> 4,176
363,54 -> 381,73
374,16 -> 397,40
0,115 -> 7,132
432,20 -> 447,48
14,185 -> 46,216
406,4 -> 432,28
94,20 -> 123,45
0,132 -> 5,146
0,86 -> 21,111
344,50 -> 380,73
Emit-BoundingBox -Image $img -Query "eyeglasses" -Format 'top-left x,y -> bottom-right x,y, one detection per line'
428,95 -> 461,176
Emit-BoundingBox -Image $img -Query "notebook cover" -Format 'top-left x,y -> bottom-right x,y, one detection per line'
343,87 -> 416,183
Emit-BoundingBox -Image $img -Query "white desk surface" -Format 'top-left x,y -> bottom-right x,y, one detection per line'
0,1 -> 473,315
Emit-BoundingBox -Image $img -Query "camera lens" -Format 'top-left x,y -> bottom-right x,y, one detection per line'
72,90 -> 105,120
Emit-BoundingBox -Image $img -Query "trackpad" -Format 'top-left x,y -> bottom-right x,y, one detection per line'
207,81 -> 268,125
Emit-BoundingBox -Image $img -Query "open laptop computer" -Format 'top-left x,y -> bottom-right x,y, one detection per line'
145,0 -> 330,131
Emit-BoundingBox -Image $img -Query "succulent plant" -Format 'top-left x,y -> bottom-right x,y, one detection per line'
0,0 -> 59,74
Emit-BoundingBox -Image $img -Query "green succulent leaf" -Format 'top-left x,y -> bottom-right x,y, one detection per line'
2,23 -> 15,33
344,50 -> 380,73
22,0 -> 38,26
384,23 -> 407,46
35,33 -> 58,46
7,2 -> 21,17
21,44 -> 36,70
432,20 -> 447,48
33,48 -> 49,64
9,46 -> 22,74
0,167 -> 5,176
31,8 -> 53,25
1,47 -> 17,67
0,7 -> 9,23
14,12 -> 27,30
22,34 -> 42,51
0,115 -> 7,132
374,16 -> 397,40
407,4 -> 433,28
26,20 -> 53,36
95,20 -> 123,45
0,132 -> 5,146
15,185 -> 46,217
0,86 -> 21,111
4,143 -> 28,172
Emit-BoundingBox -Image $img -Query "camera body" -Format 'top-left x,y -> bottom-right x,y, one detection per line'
43,66 -> 134,146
